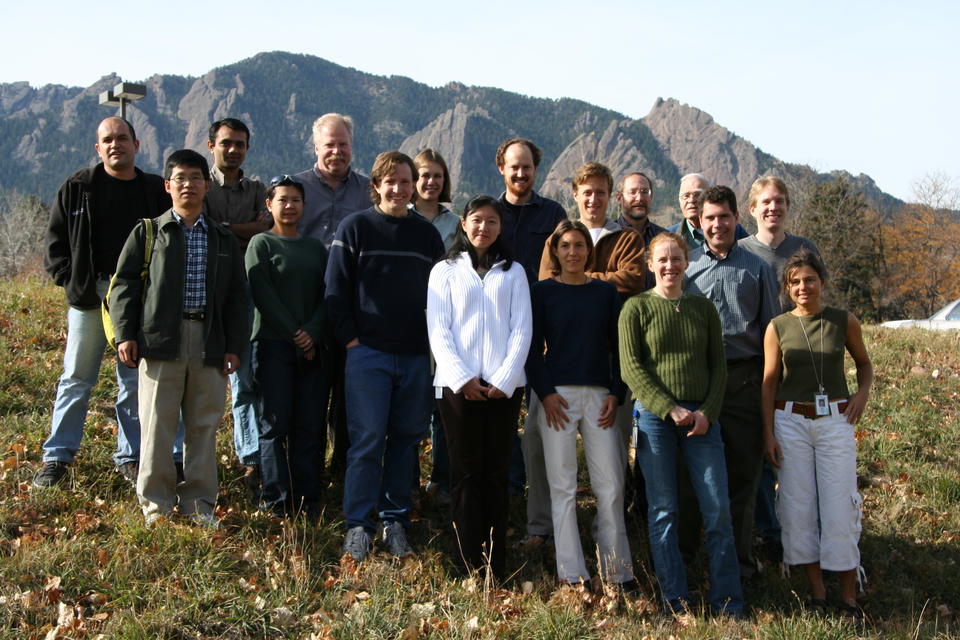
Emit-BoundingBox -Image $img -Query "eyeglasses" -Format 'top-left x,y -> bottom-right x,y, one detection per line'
624,188 -> 653,197
680,190 -> 704,202
168,174 -> 206,186
270,174 -> 301,187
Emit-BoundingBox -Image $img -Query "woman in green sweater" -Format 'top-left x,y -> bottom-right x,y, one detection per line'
245,176 -> 329,518
619,232 -> 743,616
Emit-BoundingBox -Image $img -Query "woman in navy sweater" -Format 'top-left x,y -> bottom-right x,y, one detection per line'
526,220 -> 636,592
427,195 -> 532,580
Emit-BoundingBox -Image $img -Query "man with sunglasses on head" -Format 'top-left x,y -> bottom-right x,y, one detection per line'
204,117 -> 269,503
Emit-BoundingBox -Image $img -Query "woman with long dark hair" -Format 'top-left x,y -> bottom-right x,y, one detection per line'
427,195 -> 532,580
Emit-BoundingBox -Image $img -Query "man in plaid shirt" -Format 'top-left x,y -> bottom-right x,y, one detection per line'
111,149 -> 247,527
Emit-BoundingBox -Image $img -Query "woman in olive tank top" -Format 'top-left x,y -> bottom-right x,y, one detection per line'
761,249 -> 873,616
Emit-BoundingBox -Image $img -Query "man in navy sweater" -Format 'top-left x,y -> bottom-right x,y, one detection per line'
494,137 -> 568,546
325,151 -> 444,561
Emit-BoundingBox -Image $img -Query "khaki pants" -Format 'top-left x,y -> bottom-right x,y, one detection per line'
137,320 -> 227,519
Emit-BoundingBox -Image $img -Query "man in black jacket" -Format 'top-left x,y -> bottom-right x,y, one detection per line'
37,116 -> 177,488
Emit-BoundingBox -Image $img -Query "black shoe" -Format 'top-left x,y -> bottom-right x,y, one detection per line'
619,579 -> 642,600
116,461 -> 138,487
175,461 -> 185,485
33,461 -> 69,488
242,464 -> 261,502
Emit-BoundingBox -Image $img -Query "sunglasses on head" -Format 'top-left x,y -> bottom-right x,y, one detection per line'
270,174 -> 300,187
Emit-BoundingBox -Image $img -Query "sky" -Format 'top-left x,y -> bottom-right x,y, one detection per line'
5,0 -> 956,202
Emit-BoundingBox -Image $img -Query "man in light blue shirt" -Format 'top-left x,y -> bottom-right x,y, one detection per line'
685,185 -> 779,579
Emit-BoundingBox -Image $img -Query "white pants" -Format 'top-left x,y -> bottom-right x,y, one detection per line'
540,386 -> 633,583
775,402 -> 862,571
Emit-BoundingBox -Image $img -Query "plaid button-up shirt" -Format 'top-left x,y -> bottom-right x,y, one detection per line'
173,211 -> 208,312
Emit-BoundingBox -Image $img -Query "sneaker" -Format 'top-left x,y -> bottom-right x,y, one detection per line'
189,512 -> 221,530
382,521 -> 415,558
116,461 -> 139,487
343,526 -> 372,562
33,461 -> 69,488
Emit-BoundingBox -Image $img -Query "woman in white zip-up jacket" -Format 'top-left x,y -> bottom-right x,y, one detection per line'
427,195 -> 532,581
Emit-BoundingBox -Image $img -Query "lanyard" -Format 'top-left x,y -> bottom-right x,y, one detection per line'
797,313 -> 825,396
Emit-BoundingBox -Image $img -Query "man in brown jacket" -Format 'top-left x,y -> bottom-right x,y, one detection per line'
538,162 -> 647,298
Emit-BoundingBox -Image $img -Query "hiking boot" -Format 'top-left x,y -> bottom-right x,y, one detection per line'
383,521 -> 415,558
33,461 -> 69,488
116,461 -> 139,487
343,526 -> 372,562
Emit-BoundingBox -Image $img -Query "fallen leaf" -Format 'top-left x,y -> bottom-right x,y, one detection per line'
271,607 -> 295,627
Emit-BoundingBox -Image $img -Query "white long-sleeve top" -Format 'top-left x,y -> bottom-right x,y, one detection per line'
427,252 -> 532,394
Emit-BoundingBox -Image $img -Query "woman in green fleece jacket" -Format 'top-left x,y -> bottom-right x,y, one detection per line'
245,175 -> 329,518
619,231 -> 743,616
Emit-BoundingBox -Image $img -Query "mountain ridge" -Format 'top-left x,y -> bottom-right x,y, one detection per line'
0,51 -> 901,220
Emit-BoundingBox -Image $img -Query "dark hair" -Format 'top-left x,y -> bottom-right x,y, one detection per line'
369,151 -> 417,204
445,195 -> 514,272
546,219 -> 593,275
208,118 -> 251,145
782,248 -> 828,291
702,185 -> 738,216
495,137 -> 542,169
164,149 -> 210,180
266,175 -> 305,201
414,148 -> 452,203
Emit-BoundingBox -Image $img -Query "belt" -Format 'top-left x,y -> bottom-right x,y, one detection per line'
183,310 -> 206,321
776,400 -> 848,419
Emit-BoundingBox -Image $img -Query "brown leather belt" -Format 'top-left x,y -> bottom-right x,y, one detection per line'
775,400 -> 848,418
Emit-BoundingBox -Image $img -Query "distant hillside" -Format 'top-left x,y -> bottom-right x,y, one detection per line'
0,51 -> 902,222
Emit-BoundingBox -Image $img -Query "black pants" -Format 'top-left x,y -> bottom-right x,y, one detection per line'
438,387 -> 523,580
254,339 -> 328,517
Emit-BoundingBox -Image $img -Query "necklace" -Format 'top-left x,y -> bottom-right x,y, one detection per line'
655,289 -> 682,312
797,312 -> 825,396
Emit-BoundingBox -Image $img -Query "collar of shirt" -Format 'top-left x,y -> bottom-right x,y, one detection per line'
498,190 -> 545,210
172,210 -> 208,230
210,164 -> 250,191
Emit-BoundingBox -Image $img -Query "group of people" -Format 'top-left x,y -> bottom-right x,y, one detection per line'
38,111 -> 873,617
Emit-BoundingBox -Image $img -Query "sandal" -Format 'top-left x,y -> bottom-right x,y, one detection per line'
836,602 -> 865,620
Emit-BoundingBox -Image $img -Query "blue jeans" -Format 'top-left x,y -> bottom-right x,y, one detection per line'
230,285 -> 260,466
44,277 -> 183,466
635,402 -> 743,614
343,344 -> 432,531
253,339 -> 327,516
